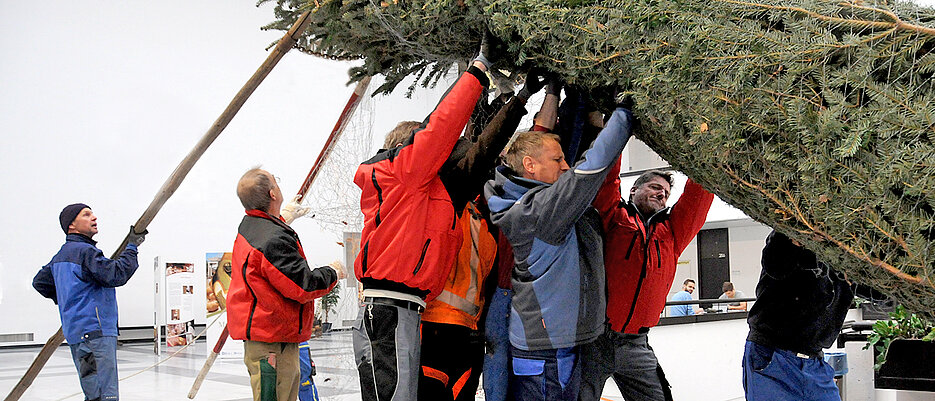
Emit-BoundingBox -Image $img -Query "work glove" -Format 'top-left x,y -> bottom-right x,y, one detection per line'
517,69 -> 548,101
328,260 -> 347,280
616,92 -> 641,135
546,77 -> 563,97
127,226 -> 148,246
473,30 -> 494,70
281,195 -> 310,225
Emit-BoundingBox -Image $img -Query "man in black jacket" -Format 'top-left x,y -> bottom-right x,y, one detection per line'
743,230 -> 852,401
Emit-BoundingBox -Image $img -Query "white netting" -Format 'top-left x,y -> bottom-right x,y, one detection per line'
301,87 -> 375,237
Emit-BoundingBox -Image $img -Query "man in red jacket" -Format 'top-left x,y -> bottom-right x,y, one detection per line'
579,161 -> 714,401
352,52 -> 490,400
228,168 -> 344,401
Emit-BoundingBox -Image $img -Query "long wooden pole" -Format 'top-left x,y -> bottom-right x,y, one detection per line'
186,76 -> 371,399
4,11 -> 314,401
187,325 -> 229,399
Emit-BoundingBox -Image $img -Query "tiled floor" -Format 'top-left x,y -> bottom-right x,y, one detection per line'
0,331 -> 367,401
1,331 -> 643,401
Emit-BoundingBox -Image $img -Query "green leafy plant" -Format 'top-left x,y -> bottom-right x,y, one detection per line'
865,305 -> 935,370
320,281 -> 342,324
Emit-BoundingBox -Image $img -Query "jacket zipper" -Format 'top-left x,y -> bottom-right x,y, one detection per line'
372,170 -> 383,227
243,257 -> 258,340
621,220 -> 660,331
655,240 -> 661,270
95,307 -> 102,329
413,239 -> 431,275
624,234 -> 638,260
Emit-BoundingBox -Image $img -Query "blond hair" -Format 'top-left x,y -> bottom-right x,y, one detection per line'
383,121 -> 422,149
503,131 -> 561,174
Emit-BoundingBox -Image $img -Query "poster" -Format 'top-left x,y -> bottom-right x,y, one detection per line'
165,262 -> 195,347
206,252 -> 242,359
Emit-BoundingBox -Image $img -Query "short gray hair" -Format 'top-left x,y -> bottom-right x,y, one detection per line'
632,170 -> 674,190
236,167 -> 273,211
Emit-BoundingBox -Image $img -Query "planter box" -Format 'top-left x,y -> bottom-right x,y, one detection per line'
874,339 -> 935,392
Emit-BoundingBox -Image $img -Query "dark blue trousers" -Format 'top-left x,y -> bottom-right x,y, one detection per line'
510,346 -> 580,401
743,341 -> 841,401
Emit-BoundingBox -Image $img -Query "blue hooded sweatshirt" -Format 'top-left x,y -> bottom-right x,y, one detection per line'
33,233 -> 139,344
484,108 -> 634,351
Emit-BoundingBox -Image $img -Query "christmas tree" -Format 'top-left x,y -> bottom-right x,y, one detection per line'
259,0 -> 935,318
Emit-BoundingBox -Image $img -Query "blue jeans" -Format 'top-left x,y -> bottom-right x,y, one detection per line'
69,335 -> 119,401
743,341 -> 840,401
510,346 -> 580,401
483,287 -> 512,401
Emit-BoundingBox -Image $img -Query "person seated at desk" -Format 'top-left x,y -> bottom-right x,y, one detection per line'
669,279 -> 704,316
718,281 -> 747,311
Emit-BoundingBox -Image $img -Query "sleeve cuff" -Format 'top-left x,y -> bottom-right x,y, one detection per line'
466,65 -> 490,88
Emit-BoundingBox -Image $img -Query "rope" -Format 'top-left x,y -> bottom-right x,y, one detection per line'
53,313 -> 225,401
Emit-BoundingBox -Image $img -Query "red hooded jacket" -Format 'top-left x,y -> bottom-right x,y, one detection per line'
354,67 -> 488,301
227,210 -> 337,343
594,159 -> 714,334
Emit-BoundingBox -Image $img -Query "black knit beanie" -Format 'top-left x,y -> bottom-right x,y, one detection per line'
59,203 -> 90,233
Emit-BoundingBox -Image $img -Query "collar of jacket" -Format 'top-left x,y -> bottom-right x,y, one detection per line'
66,233 -> 97,246
488,165 -> 549,213
245,209 -> 294,233
624,201 -> 672,227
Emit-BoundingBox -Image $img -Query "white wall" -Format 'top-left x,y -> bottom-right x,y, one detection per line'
597,318 -> 749,401
726,224 -> 773,297
0,1 -> 455,345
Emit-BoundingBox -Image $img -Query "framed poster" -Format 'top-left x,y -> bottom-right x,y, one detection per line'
154,257 -> 196,353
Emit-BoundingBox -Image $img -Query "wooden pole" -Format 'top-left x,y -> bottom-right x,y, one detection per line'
187,325 -> 229,399
4,11 -> 314,401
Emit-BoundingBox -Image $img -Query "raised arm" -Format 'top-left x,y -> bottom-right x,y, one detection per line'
82,244 -> 140,288
530,78 -> 561,132
394,64 -> 489,186
447,73 -> 546,210
669,178 -> 715,255
761,230 -> 814,281
528,108 -> 634,243
593,156 -> 623,231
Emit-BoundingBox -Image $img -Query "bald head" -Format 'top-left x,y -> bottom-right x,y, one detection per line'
237,168 -> 283,216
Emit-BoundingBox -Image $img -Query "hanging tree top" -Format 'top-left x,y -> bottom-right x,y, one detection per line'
258,0 -> 935,318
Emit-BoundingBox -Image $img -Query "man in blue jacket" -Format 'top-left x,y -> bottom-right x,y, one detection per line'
33,203 -> 146,401
484,106 -> 635,400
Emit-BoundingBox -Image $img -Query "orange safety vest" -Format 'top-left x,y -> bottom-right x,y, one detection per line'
422,201 -> 497,329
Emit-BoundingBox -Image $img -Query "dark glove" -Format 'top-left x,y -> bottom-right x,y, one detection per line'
545,77 -> 563,96
616,92 -> 641,135
517,69 -> 548,101
128,226 -> 148,246
473,30 -> 494,70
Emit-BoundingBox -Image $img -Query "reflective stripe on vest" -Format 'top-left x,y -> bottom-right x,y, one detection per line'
439,203 -> 484,316
423,201 -> 496,327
